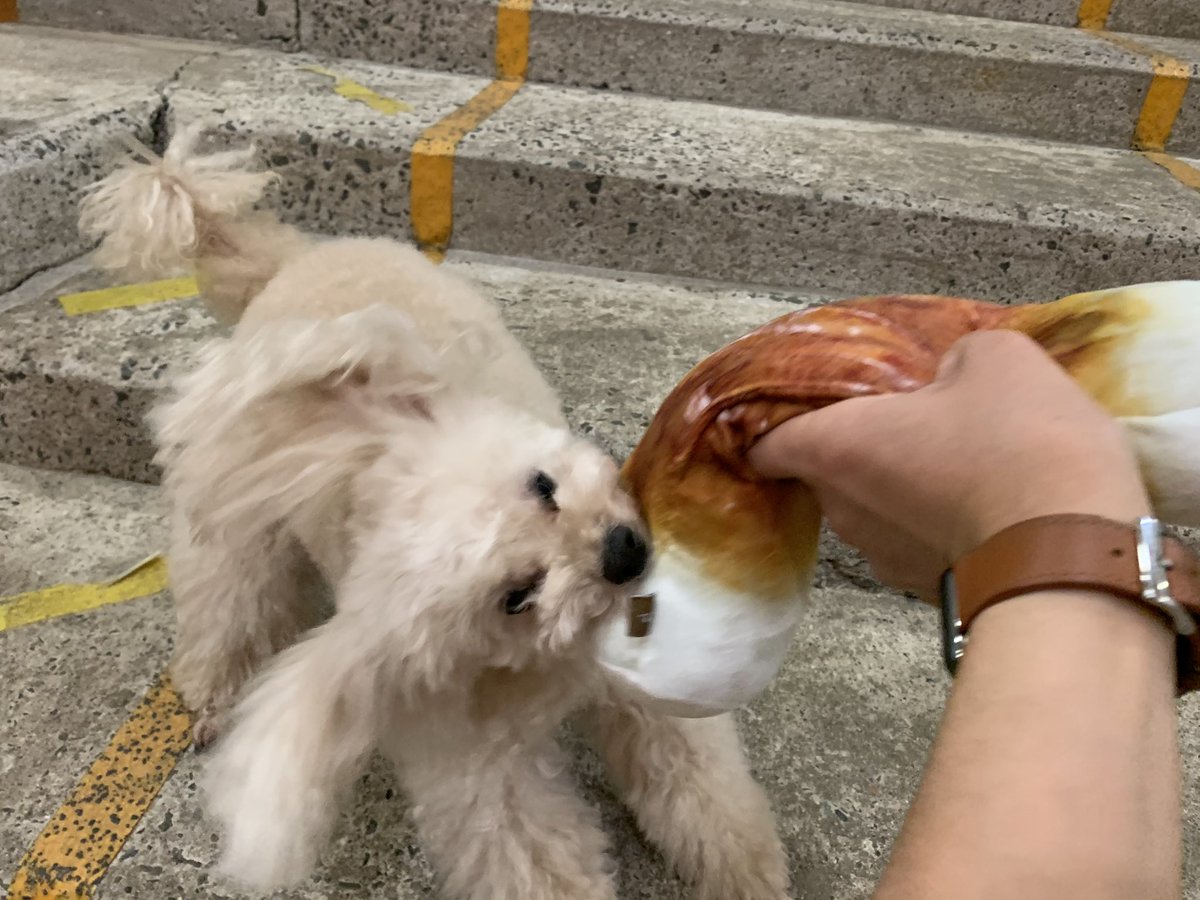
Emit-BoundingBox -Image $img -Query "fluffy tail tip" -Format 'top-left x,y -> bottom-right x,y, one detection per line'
78,123 -> 276,277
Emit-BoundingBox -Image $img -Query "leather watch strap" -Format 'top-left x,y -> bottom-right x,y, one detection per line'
952,514 -> 1200,693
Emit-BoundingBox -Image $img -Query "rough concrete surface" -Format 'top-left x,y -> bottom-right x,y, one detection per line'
298,0 -> 495,77
0,465 -> 171,885
0,27 -> 219,293
166,49 -> 491,240
8,30 -> 1200,302
3,495 -> 1199,898
0,463 -> 167,594
524,0 -> 1199,154
833,0 -> 1073,27
18,0 -> 298,49
0,253 -> 818,480
455,80 -> 1200,299
1107,0 -> 1200,42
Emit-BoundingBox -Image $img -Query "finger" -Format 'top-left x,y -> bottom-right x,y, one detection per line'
747,394 -> 895,481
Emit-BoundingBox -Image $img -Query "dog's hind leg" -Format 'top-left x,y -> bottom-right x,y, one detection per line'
169,508 -> 324,749
394,737 -> 619,900
581,693 -> 790,900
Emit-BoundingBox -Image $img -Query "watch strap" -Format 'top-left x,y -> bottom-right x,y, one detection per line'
951,514 -> 1200,693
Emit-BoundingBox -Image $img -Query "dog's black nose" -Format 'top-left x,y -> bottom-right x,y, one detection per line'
602,525 -> 649,585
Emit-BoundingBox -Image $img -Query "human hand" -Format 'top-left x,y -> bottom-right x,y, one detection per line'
748,330 -> 1151,599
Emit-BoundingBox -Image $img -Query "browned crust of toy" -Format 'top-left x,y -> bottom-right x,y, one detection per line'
623,293 -> 1140,595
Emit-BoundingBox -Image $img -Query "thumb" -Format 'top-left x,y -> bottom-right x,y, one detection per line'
747,412 -> 822,479
748,395 -> 885,480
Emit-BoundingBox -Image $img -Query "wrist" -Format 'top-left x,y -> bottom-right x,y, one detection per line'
940,513 -> 1200,691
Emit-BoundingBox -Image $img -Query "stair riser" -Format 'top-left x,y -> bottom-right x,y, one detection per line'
199,118 -> 1200,302
17,0 -> 1200,154
0,112 -> 156,293
524,11 -> 1191,155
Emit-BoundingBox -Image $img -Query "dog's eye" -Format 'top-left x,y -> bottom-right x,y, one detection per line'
529,470 -> 558,512
501,588 -> 540,619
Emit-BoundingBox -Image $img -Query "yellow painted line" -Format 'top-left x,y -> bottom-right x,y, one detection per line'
302,65 -> 413,116
1082,29 -> 1191,153
1134,59 -> 1191,151
1076,0 -> 1114,30
410,0 -> 532,259
5,674 -> 192,900
58,276 -> 199,316
1142,151 -> 1200,190
496,0 -> 534,81
0,556 -> 168,632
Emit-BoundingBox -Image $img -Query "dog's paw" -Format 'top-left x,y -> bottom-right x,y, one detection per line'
192,706 -> 226,751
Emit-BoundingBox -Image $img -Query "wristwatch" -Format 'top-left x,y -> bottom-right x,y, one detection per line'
939,515 -> 1200,694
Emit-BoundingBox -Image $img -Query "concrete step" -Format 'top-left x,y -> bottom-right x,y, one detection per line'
0,28 -> 222,293
0,457 -> 958,899
0,251 -> 818,480
2,429 -> 1200,899
6,29 -> 1199,311
15,3 -> 1200,154
0,464 -> 173,891
0,250 -> 892,591
171,45 -> 1200,299
304,0 -> 1200,155
833,0 -> 1200,40
18,0 -> 1200,69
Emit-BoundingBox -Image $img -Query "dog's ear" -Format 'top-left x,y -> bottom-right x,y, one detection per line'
203,613 -> 388,890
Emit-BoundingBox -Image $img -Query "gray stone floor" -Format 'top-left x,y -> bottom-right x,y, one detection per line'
3,255 -> 1200,898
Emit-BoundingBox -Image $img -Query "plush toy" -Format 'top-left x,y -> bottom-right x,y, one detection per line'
598,280 -> 1200,717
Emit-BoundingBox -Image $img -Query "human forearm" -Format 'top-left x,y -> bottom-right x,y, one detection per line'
875,588 -> 1180,900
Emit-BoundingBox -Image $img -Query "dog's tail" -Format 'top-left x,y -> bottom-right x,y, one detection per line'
79,123 -> 309,324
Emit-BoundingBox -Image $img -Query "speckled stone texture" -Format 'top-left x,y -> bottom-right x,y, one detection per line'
9,31 -> 1200,302
525,0 -> 1196,153
18,0 -> 298,49
0,254 -> 814,477
455,81 -> 1200,299
167,50 -> 490,239
0,465 -> 171,886
0,269 -> 216,484
0,463 -> 167,594
1108,0 -> 1200,42
0,28 -> 218,293
298,0 -> 495,76
0,252 -> 892,592
833,0 -> 1076,26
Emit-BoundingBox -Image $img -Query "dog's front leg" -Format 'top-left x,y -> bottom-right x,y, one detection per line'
393,736 -> 618,900
582,694 -> 791,900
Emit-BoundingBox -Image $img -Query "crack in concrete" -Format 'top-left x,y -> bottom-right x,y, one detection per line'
148,55 -> 205,153
0,255 -> 94,313
294,0 -> 303,51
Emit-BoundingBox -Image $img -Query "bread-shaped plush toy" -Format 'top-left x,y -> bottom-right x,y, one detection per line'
599,280 -> 1200,717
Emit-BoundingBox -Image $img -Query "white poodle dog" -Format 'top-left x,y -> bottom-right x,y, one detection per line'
79,126 -> 789,900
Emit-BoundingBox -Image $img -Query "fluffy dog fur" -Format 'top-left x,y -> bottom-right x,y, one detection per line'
79,125 -> 790,900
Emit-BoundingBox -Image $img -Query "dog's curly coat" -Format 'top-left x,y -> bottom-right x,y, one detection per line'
79,125 -> 790,900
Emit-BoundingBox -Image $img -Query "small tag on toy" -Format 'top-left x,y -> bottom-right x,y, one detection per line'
628,594 -> 655,638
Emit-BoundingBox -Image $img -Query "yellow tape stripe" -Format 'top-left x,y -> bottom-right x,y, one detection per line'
5,674 -> 192,900
410,0 -> 532,258
302,65 -> 413,116
1076,0 -> 1114,29
1134,63 -> 1191,151
58,276 -> 199,316
1142,151 -> 1200,190
496,0 -> 534,81
1082,30 -> 1192,154
0,556 -> 168,632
